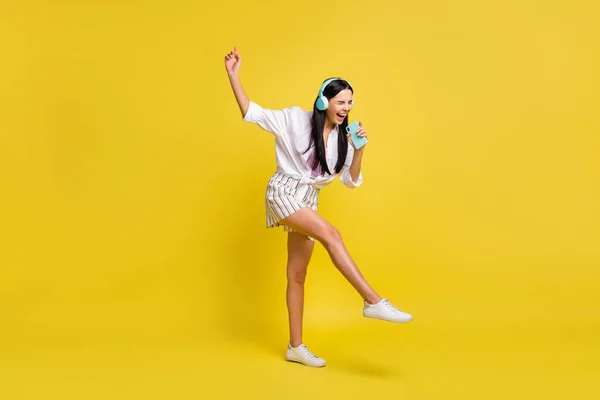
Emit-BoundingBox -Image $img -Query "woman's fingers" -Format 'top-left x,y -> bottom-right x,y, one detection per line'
225,48 -> 237,58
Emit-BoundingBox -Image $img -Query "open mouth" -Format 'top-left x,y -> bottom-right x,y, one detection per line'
337,113 -> 347,120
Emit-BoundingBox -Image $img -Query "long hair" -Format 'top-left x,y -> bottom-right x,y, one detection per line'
304,78 -> 353,176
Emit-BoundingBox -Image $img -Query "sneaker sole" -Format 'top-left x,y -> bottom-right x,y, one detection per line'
364,313 -> 413,323
285,354 -> 326,368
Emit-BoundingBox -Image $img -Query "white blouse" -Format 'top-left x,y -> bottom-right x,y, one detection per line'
242,100 -> 363,190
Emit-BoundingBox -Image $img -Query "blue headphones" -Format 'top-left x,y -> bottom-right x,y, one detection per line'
315,78 -> 354,111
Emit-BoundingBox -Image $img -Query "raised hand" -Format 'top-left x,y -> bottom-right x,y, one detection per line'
224,46 -> 242,76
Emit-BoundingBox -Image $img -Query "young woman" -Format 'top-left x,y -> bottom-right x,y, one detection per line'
224,47 -> 412,368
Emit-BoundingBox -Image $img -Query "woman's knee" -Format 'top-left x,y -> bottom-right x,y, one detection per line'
319,225 -> 343,248
287,265 -> 308,284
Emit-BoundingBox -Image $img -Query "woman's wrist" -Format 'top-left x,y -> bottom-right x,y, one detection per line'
227,71 -> 239,81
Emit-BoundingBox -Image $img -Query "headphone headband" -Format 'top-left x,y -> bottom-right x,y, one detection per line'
318,78 -> 353,96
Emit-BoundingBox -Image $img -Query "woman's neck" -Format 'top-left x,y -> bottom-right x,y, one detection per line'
324,118 -> 336,132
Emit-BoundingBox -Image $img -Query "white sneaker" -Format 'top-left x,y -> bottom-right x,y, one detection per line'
285,343 -> 326,367
363,298 -> 413,323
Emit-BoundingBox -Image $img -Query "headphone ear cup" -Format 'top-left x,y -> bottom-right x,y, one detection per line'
316,95 -> 328,111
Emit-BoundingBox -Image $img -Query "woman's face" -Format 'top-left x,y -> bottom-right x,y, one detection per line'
325,89 -> 354,126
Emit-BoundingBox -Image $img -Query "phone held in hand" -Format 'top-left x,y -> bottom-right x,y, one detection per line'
345,121 -> 368,149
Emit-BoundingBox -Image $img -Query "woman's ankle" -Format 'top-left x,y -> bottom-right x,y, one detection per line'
365,294 -> 383,305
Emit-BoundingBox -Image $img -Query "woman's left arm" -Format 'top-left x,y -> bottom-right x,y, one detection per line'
348,148 -> 364,183
347,122 -> 367,183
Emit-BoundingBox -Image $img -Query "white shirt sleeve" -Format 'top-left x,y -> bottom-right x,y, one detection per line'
339,143 -> 363,188
242,101 -> 297,138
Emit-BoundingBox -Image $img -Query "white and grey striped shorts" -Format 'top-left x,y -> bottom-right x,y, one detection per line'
265,171 -> 320,240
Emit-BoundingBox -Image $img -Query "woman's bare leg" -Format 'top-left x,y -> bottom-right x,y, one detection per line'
280,208 -> 382,305
286,231 -> 315,347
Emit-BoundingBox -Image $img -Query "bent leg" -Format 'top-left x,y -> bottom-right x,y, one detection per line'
280,207 -> 382,304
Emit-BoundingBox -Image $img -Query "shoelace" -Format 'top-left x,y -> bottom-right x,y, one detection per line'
382,299 -> 401,313
301,346 -> 320,360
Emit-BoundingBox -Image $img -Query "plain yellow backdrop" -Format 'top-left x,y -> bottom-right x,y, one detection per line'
1,1 -> 598,399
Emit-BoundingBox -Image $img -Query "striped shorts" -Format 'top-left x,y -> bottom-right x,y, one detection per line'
265,171 -> 320,240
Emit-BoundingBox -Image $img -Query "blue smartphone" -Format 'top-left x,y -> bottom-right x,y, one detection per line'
345,121 -> 368,149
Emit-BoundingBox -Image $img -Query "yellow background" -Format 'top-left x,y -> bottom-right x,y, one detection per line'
1,0 -> 598,398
